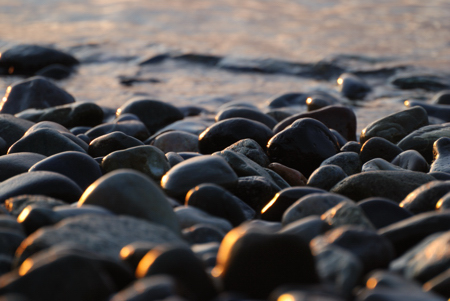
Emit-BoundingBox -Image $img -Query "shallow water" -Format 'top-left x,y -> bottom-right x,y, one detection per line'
0,0 -> 449,135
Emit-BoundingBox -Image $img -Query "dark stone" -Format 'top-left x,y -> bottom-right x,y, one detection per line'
185,183 -> 254,226
430,172 -> 450,181
267,93 -> 307,108
174,206 -> 233,233
321,201 -> 376,230
430,137 -> 450,174
0,152 -> 46,182
379,211 -> 450,257
88,131 -> 144,158
273,105 -> 357,141
178,105 -> 209,117
28,151 -> 102,191
0,44 -> 79,76
0,77 -> 75,115
15,102 -> 104,129
424,269 -> 450,298
330,170 -> 435,203
212,225 -> 319,299
391,149 -> 429,172
71,127 -> 91,136
229,176 -> 277,213
35,64 -> 73,80
5,195 -> 65,217
279,216 -> 332,243
360,106 -> 429,145
165,151 -> 184,168
431,89 -> 450,104
266,109 -> 294,122
340,141 -> 361,153
8,128 -> 86,157
267,162 -> 308,186
161,155 -> 238,200
306,92 -> 339,111
0,171 -> 82,204
400,181 -> 450,214
119,241 -> 158,270
405,101 -> 450,122
215,107 -> 277,129
360,137 -> 403,164
330,128 -> 347,148
361,158 -> 405,172
198,118 -> 273,154
337,73 -> 371,100
136,244 -> 217,301
0,230 -> 25,257
151,119 -> 210,137
182,224 -> 225,244
267,118 -> 339,178
390,73 -> 450,91
17,205 -> 64,235
151,131 -> 199,153
117,99 -> 184,134
321,152 -> 361,176
357,198 -> 413,229
307,165 -> 347,191
85,120 -> 150,141
223,138 -> 270,167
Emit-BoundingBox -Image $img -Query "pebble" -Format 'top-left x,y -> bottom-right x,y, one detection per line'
267,92 -> 307,108
267,118 -> 339,178
222,138 -> 270,167
78,169 -> 180,234
229,175 -> 278,213
35,63 -> 73,80
358,198 -> 413,229
0,152 -> 46,182
306,92 -> 339,111
337,73 -> 371,100
359,106 -> 428,145
215,107 -> 277,129
390,73 -> 450,91
321,201 -> 376,230
85,120 -> 150,141
110,275 -> 181,301
391,149 -> 429,172
307,165 -> 347,191
340,141 -> 361,153
273,105 -> 357,141
360,137 -> 403,164
320,151 -> 361,176
0,77 -> 75,115
174,206 -> 233,233
87,131 -> 144,158
279,215 -> 332,243
101,145 -> 170,182
436,192 -> 450,210
400,181 -> 450,214
151,130 -> 199,153
165,151 -> 184,167
431,89 -> 450,104
267,162 -> 308,186
5,195 -> 66,217
198,117 -> 273,154
424,269 -> 450,298
430,137 -> 450,173
405,100 -> 450,122
182,224 -> 225,244
361,158 -> 405,172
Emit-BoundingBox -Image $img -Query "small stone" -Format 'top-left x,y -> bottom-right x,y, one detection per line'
1,77 -> 75,115
279,215 -> 332,243
5,195 -> 65,217
151,131 -> 199,153
198,118 -> 273,154
437,192 -> 450,210
229,176 -> 278,213
430,137 -> 450,174
360,137 -> 403,164
391,149 -> 429,172
405,101 -> 450,122
182,224 -> 225,244
267,92 -> 307,108
321,201 -> 375,230
0,152 -> 46,182
400,181 -> 450,214
307,165 -> 347,191
35,63 -> 73,80
88,131 -> 144,158
165,151 -> 184,168
390,73 -> 450,91
337,73 -> 371,100
85,120 -> 150,141
223,138 -> 270,167
101,145 -> 170,182
215,107 -> 277,129
431,90 -> 450,104
361,158 -> 405,172
268,162 -> 308,186
358,198 -> 413,229
306,92 -> 339,111
0,114 -> 34,149
174,206 -> 233,233
320,152 -> 361,176
152,119 -> 210,136
340,141 -> 361,153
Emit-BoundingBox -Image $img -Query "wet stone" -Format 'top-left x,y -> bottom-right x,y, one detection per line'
151,130 -> 199,153
306,92 -> 339,111
198,117 -> 273,154
405,101 -> 450,123
85,120 -> 150,141
229,175 -> 278,213
88,131 -> 144,158
400,181 -> 450,214
0,77 -> 75,115
359,106 -> 428,145
35,63 -> 73,80
337,73 -> 371,100
340,141 -> 361,153
215,107 -> 277,129
358,198 -> 413,229
360,137 -> 403,164
307,165 -> 347,191
320,152 -> 361,176
390,73 -> 450,91
165,151 -> 184,168
0,152 -> 46,182
223,138 -> 270,167
267,118 -> 339,178
391,149 -> 429,172
101,145 -> 170,182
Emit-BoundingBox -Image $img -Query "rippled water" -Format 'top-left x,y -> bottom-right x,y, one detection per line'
1,0 -> 450,134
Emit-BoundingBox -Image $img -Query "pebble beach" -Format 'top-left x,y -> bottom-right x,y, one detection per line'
0,1 -> 450,300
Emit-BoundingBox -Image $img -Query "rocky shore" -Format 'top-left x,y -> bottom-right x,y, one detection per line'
0,44 -> 449,300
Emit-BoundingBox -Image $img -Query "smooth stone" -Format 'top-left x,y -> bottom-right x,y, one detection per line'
268,162 -> 308,186
307,165 -> 347,191
35,63 -> 73,80
390,73 -> 450,91
0,230 -> 25,257
320,152 -> 361,176
265,167 -> 291,190
198,118 -> 273,154
88,131 -> 144,158
151,119 -> 210,136
1,245 -> 133,301
0,171 -> 82,204
337,73 -> 371,100
101,145 -> 170,182
177,152 -> 201,160
0,114 -> 34,149
215,107 -> 277,129
321,201 -> 375,230
5,195 -> 65,217
114,113 -> 140,122
391,231 -> 450,283
119,241 -> 159,270
340,141 -> 361,153
17,205 -> 63,235
0,216 -> 24,233
362,158 -> 406,172
330,171 -> 435,203
358,198 -> 413,229
0,44 -> 78,75
330,128 -> 347,148
279,216 -> 332,243
437,192 -> 450,210
430,137 -> 450,174
223,138 -> 270,167
185,183 -> 254,226
229,176 -> 278,213
161,155 -> 238,200
165,151 -> 184,168
212,225 -> 319,299
0,77 -> 75,115
360,106 -> 428,145
266,108 -> 294,122
15,214 -> 184,265
282,193 -> 350,226
24,120 -> 70,134
29,151 -> 102,191
424,269 -> 450,298
136,244 -> 217,301
151,131 -> 199,153
405,101 -> 450,122
273,105 -> 357,141
269,286 -> 347,301
306,92 -> 339,111
174,206 -> 233,233
15,102 -> 103,129
78,169 -> 180,234
0,152 -> 46,182
261,187 -> 326,223
267,118 -> 339,178
360,137 -> 403,164
379,211 -> 450,257
357,270 -> 446,301
178,105 -> 209,117
397,123 -> 450,163
117,98 -> 184,134
85,120 -> 150,141
400,181 -> 450,214
431,90 -> 450,104
311,244 -> 363,297
182,224 -> 225,244
391,149 -> 429,172
267,92 -> 307,108
8,128 -> 86,157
